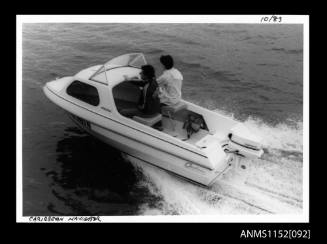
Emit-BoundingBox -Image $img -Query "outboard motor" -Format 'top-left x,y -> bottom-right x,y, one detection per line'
228,123 -> 264,158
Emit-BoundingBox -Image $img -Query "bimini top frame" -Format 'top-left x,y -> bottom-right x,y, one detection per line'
89,53 -> 147,84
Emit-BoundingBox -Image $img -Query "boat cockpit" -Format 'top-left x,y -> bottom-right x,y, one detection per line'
112,78 -> 209,144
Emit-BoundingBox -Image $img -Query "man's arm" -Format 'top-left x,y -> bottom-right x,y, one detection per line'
157,73 -> 168,86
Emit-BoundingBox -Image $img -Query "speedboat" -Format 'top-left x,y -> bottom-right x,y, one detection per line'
43,53 -> 264,187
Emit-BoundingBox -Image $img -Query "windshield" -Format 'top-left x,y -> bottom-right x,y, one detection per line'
106,53 -> 147,68
90,53 -> 147,84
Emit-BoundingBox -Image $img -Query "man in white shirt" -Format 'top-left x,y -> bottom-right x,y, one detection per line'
157,55 -> 183,106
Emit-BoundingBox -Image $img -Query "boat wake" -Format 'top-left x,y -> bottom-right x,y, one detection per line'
123,115 -> 303,216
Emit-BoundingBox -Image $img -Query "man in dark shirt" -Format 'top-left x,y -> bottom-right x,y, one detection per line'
120,65 -> 161,118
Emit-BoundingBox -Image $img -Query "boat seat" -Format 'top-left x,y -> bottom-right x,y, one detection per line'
133,113 -> 162,127
161,102 -> 187,131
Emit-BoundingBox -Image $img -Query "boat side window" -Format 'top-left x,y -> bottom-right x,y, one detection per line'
66,80 -> 100,106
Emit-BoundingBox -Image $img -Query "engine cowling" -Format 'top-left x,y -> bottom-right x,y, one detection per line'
228,123 -> 264,158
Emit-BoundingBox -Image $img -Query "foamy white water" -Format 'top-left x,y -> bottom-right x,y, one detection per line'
243,117 -> 303,152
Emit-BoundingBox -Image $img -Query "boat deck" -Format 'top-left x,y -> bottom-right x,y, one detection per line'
114,98 -> 219,148
161,117 -> 209,146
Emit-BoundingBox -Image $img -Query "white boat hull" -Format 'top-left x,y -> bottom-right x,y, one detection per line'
68,112 -> 234,187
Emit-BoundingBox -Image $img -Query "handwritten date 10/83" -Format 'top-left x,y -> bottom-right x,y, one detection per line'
261,15 -> 282,23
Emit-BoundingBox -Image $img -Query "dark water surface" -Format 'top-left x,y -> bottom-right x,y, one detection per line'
22,23 -> 303,216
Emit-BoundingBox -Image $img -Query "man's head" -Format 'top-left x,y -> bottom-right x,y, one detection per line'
140,65 -> 156,80
160,55 -> 174,70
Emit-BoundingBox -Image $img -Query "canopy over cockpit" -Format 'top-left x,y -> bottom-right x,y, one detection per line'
90,53 -> 147,85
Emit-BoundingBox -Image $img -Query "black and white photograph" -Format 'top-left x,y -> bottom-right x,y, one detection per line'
17,15 -> 309,223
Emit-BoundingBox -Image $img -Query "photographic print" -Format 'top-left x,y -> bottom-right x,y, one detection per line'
17,15 -> 309,223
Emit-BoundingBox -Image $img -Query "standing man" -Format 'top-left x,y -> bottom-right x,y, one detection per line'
157,55 -> 184,106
